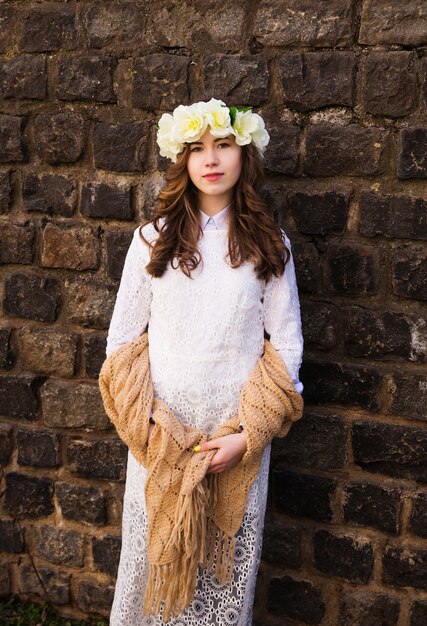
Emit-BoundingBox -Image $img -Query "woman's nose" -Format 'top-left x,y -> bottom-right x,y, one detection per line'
204,148 -> 219,165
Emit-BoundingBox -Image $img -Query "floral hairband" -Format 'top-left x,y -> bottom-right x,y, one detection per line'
156,98 -> 270,163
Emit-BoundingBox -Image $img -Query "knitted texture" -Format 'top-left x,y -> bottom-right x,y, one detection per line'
98,331 -> 303,621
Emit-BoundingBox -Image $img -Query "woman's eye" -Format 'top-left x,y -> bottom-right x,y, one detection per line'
190,143 -> 229,152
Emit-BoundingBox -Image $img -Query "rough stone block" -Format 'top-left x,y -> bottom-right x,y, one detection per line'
5,472 -> 54,518
343,307 -> 421,361
35,525 -> 84,567
20,4 -> 77,52
0,566 -> 10,597
18,562 -> 70,605
0,221 -> 34,264
145,2 -> 245,51
313,530 -> 374,583
325,244 -> 379,294
82,1 -> 148,50
301,301 -> 338,350
56,482 -> 108,526
359,191 -> 427,241
92,535 -> 121,575
423,58 -> 427,110
262,122 -> 299,175
0,519 -> 25,553
0,423 -> 13,465
0,375 -> 41,420
67,437 -> 127,481
305,124 -> 386,177
411,600 -> 427,626
18,327 -> 78,378
105,229 -> 133,280
339,591 -> 400,626
204,55 -> 269,105
41,223 -> 100,270
0,114 -> 28,163
262,518 -> 301,568
410,493 -> 427,538
291,242 -> 320,294
22,174 -> 77,216
34,112 -> 85,164
254,0 -> 353,47
84,334 -> 107,379
289,190 -> 350,235
258,182 -> 283,218
65,277 -> 116,329
273,468 -> 336,522
398,128 -> 427,179
80,181 -> 134,220
280,51 -> 355,111
3,272 -> 61,322
0,54 -> 47,99
77,578 -> 115,613
267,575 -> 325,624
17,429 -> 60,468
343,482 -> 402,535
0,327 -> 15,369
132,55 -> 190,111
301,360 -> 383,411
352,421 -> 427,483
383,546 -> 427,589
56,55 -> 117,103
0,171 -> 13,213
390,372 -> 427,421
41,380 -> 110,430
0,4 -> 16,54
392,247 -> 427,301
93,121 -> 148,172
273,412 -> 347,470
359,1 -> 427,46
363,51 -> 417,117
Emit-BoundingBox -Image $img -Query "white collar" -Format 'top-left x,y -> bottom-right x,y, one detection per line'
199,203 -> 232,230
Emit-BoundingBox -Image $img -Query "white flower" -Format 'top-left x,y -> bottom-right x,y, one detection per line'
199,98 -> 232,138
171,103 -> 208,144
157,113 -> 184,162
250,113 -> 270,155
231,110 -> 260,146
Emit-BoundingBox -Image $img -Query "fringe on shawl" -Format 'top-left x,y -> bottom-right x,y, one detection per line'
142,474 -> 236,622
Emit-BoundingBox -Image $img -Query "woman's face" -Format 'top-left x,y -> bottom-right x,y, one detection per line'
186,129 -> 242,203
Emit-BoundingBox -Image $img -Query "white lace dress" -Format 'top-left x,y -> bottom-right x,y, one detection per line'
106,205 -> 304,626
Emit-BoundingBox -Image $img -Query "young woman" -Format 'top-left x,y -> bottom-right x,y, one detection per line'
105,98 -> 304,625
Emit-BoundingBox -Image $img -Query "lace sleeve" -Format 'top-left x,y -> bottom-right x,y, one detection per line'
106,226 -> 153,358
263,231 -> 304,394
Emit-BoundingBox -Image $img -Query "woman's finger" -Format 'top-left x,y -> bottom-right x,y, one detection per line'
197,438 -> 223,452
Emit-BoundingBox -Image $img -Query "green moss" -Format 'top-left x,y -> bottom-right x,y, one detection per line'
0,596 -> 108,626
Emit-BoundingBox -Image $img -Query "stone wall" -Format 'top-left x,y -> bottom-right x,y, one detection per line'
0,0 -> 426,624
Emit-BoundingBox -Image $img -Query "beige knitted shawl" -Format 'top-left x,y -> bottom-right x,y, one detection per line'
98,331 -> 303,621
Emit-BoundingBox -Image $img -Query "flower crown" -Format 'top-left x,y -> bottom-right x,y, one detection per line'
156,98 -> 270,163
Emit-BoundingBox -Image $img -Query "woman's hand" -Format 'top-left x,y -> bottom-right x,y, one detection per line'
199,432 -> 247,474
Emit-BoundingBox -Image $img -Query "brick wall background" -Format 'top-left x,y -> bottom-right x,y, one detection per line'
0,1 -> 426,624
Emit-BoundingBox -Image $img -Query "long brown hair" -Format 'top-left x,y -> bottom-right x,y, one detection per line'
139,141 -> 290,281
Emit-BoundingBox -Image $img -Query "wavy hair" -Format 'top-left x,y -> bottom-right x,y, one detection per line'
139,141 -> 290,281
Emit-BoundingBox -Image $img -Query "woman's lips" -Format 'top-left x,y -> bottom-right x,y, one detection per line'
203,174 -> 223,181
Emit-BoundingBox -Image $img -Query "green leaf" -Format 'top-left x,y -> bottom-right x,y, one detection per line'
229,106 -> 237,125
229,105 -> 252,125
